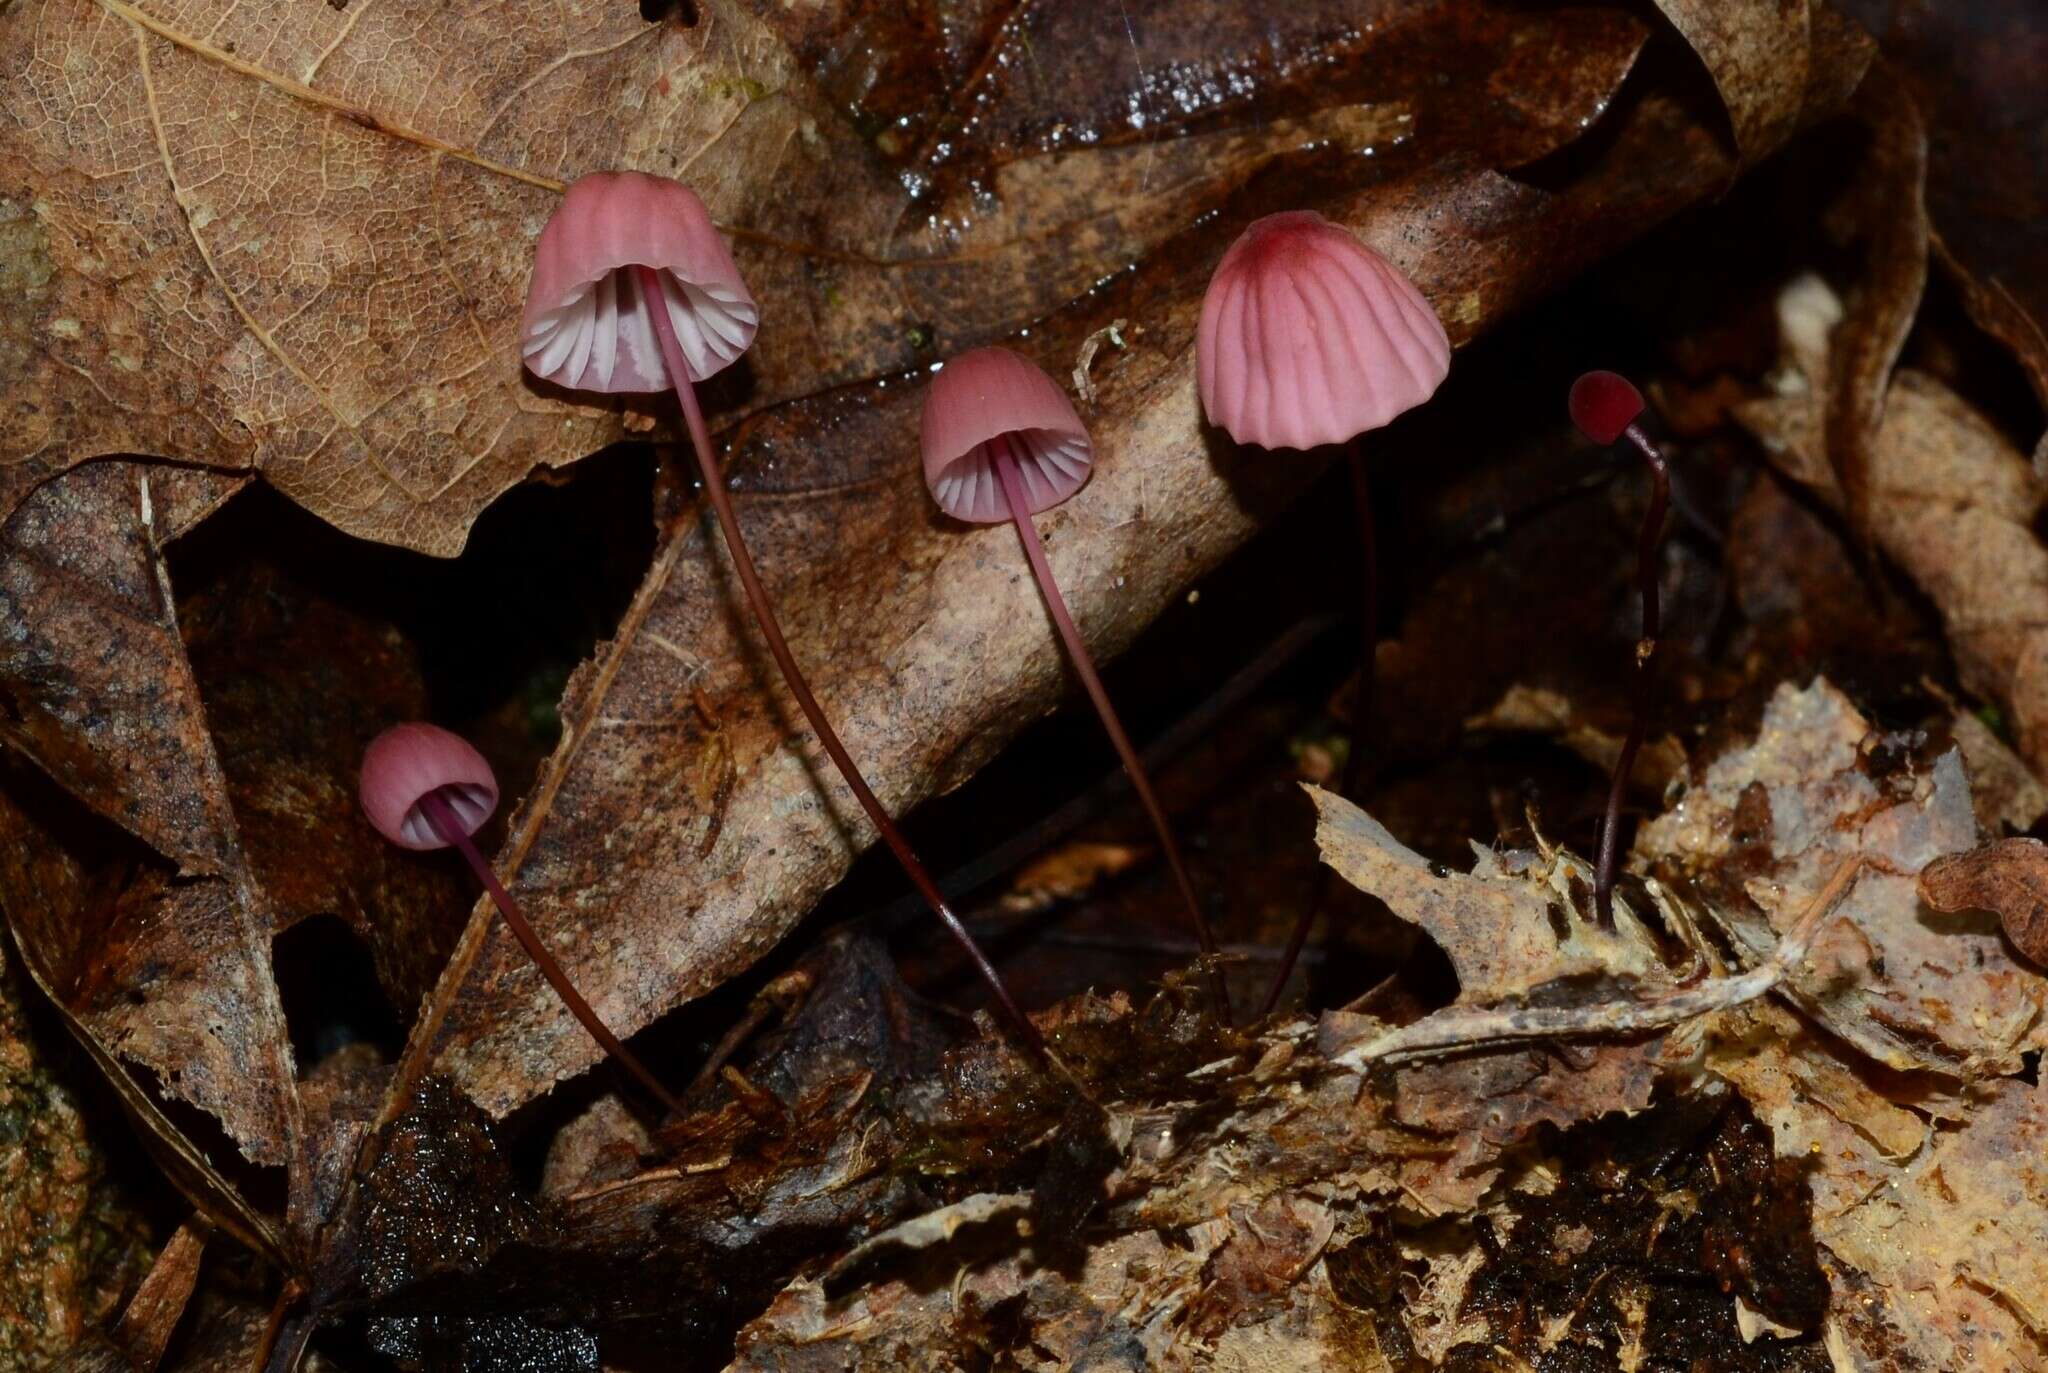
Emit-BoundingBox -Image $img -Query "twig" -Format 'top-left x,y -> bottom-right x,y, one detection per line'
1332,857 -> 1864,1069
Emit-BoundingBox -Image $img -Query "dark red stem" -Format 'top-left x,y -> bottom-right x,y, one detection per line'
991,436 -> 1228,1018
1259,447 -> 1377,1018
635,267 -> 1044,1060
420,790 -> 683,1115
1592,421 -> 1671,928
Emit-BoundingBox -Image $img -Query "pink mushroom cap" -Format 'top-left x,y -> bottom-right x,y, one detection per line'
360,723 -> 500,852
1196,210 -> 1450,452
1568,370 -> 1646,446
521,171 -> 759,392
920,347 -> 1094,524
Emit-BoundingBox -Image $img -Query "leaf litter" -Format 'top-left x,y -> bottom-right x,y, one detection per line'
1,0 -> 2047,1370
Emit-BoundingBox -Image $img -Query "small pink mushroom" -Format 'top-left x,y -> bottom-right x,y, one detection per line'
921,347 -> 1223,1012
1196,210 -> 1450,1014
1568,371 -> 1670,928
361,723 -> 681,1112
522,172 -> 1040,1057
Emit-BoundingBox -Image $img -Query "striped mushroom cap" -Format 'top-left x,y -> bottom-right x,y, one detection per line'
359,723 -> 500,851
920,347 -> 1094,523
1197,210 -> 1450,451
521,171 -> 758,391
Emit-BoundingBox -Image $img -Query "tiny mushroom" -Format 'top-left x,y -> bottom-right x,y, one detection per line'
921,347 -> 1223,1012
1567,370 -> 1671,928
360,722 -> 680,1113
1196,209 -> 1451,1014
522,172 -> 1040,1057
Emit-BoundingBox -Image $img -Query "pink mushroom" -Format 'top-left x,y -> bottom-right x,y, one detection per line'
921,347 -> 1222,1011
521,171 -> 1040,1057
1196,210 -> 1450,1015
360,722 -> 680,1113
1567,370 -> 1670,928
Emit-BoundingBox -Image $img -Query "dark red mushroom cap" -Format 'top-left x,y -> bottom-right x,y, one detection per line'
359,723 -> 500,851
1568,371 -> 1645,446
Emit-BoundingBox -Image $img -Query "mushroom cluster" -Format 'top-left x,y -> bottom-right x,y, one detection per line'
363,170 -> 1475,1105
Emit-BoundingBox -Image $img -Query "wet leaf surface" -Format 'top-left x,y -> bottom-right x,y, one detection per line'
0,0 -> 1641,553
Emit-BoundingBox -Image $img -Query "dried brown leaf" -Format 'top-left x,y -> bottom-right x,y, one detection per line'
108,1221 -> 208,1373
1740,307 -> 2048,774
1825,72 -> 1930,551
1945,708 -> 2048,835
1921,836 -> 2048,967
1309,789 -> 1667,1008
0,463 -> 300,1167
1466,682 -> 1687,794
1839,1 -> 2048,459
1653,0 -> 1873,167
1728,1016 -> 2048,1371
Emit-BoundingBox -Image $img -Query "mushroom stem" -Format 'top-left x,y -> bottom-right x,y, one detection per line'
417,790 -> 682,1116
991,435 -> 1227,1017
635,268 -> 1045,1059
1592,421 -> 1670,929
1259,448 -> 1377,1018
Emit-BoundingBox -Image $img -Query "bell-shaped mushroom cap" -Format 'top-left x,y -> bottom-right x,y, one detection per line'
1568,370 -> 1645,445
521,171 -> 759,392
1197,210 -> 1450,451
360,723 -> 500,852
920,347 -> 1094,524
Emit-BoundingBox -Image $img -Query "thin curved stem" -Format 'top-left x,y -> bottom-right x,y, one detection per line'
1259,448 -> 1376,1019
1592,421 -> 1671,929
636,268 -> 1044,1060
419,791 -> 683,1116
991,436 -> 1228,1019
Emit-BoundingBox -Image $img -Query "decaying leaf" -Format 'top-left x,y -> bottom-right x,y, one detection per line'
1717,1001 -> 2048,1370
0,462 -> 300,1166
1641,677 -> 2043,1075
1921,836 -> 2048,967
0,943 -> 151,1372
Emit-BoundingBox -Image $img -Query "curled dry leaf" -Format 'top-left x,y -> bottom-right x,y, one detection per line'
1739,290 -> 2048,774
1839,1 -> 2048,459
1651,0 -> 1825,166
1824,72 -> 1930,552
103,1221 -> 207,1373
1921,836 -> 2048,967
